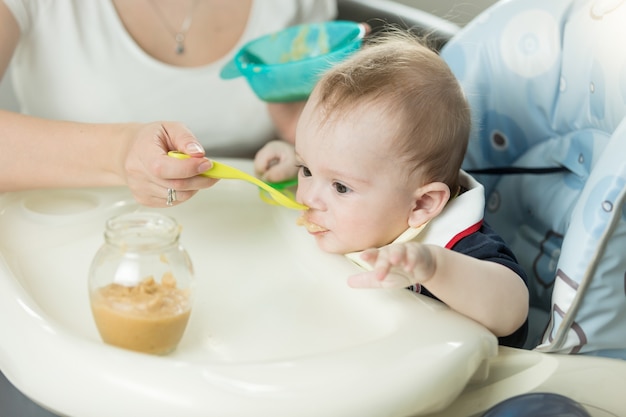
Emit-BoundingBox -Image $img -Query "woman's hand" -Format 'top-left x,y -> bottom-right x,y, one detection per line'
123,121 -> 218,207
253,139 -> 299,183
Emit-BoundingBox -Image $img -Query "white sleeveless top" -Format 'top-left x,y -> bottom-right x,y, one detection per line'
4,0 -> 336,157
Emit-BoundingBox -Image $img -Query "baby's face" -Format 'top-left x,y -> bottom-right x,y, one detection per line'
294,98 -> 420,254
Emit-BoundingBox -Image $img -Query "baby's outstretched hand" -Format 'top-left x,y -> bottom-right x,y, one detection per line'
254,140 -> 298,183
347,243 -> 436,289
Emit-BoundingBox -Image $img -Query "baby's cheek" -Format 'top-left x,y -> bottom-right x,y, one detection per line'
333,225 -> 374,253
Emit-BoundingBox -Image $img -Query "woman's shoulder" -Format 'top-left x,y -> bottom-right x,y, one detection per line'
4,0 -> 103,34
3,0 -> 50,32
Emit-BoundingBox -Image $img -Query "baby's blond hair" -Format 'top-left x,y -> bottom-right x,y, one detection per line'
314,29 -> 470,192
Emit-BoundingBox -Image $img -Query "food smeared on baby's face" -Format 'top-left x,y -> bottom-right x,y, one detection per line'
296,214 -> 328,233
91,273 -> 191,355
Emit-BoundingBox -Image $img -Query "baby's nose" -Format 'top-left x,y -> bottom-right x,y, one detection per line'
296,183 -> 324,210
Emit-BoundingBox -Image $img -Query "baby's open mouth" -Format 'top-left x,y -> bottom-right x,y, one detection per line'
296,215 -> 328,233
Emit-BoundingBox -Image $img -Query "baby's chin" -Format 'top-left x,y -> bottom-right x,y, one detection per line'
296,215 -> 369,254
314,235 -> 365,255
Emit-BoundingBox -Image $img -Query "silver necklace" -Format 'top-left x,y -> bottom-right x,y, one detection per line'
150,0 -> 198,54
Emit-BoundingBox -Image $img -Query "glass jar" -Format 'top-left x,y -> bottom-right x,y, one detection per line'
88,212 -> 194,355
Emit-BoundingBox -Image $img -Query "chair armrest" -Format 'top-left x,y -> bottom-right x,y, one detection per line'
337,0 -> 460,49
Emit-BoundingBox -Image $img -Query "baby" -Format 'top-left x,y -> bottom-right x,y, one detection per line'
255,31 -> 529,347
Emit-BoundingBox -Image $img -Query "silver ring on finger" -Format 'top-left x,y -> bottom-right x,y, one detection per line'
166,188 -> 177,206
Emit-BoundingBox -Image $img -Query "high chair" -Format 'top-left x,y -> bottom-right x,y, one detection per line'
337,0 -> 460,48
2,2 -> 625,417
439,0 -> 626,358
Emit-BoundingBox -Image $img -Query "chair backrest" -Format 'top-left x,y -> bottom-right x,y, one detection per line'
337,0 -> 460,50
441,0 -> 626,358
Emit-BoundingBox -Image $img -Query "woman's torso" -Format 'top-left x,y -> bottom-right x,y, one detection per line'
5,0 -> 336,157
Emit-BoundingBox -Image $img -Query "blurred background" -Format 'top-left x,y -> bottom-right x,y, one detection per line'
394,0 -> 496,26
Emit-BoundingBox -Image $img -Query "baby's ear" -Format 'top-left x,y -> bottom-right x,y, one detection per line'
408,182 -> 450,228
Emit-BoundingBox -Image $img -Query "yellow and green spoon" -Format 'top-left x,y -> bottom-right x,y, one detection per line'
168,151 -> 307,210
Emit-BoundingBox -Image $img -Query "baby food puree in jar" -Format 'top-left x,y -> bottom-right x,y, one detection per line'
91,273 -> 191,355
89,212 -> 194,355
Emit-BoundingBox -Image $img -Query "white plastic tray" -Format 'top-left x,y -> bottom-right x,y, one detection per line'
0,159 -> 498,417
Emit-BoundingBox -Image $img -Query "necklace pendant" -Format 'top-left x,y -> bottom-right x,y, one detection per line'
175,33 -> 185,54
151,0 -> 196,56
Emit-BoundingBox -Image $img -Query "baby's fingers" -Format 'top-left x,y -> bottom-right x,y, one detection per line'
359,248 -> 380,263
383,244 -> 410,266
347,271 -> 384,288
359,249 -> 392,281
254,141 -> 282,175
264,161 -> 298,183
371,245 -> 410,275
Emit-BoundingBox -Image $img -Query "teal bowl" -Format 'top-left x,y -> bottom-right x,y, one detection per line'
220,21 -> 366,102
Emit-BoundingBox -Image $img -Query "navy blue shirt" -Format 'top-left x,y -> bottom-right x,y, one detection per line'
419,221 -> 529,348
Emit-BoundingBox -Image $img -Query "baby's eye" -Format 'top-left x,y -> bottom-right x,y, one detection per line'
333,182 -> 351,194
297,165 -> 312,177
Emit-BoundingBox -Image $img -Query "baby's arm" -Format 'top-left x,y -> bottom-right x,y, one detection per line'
266,102 -> 306,144
348,242 -> 529,338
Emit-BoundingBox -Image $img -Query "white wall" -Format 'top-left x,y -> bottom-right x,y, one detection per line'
393,0 -> 498,26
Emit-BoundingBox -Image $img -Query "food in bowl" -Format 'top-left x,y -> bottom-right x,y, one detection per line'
220,21 -> 366,102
